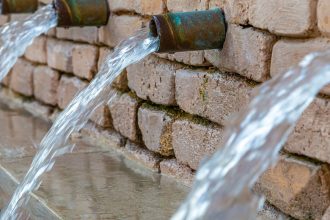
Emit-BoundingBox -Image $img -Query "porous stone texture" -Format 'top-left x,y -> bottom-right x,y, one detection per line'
127,55 -> 182,106
176,69 -> 254,125
285,98 -> 330,164
47,38 -> 75,73
249,0 -> 317,37
25,36 -> 47,64
138,105 -> 175,156
160,159 -> 195,187
255,155 -> 330,220
72,44 -> 98,80
33,66 -> 60,106
318,0 -> 330,37
123,141 -> 162,172
109,0 -> 164,15
270,38 -> 330,95
109,93 -> 141,142
322,207 -> 330,220
172,119 -> 224,170
57,76 -> 88,109
205,25 -> 276,82
167,0 -> 208,12
10,59 -> 34,96
90,105 -> 112,128
166,51 -> 210,67
56,27 -> 99,44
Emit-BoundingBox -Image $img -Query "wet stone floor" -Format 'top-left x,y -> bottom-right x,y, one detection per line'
0,102 -> 189,219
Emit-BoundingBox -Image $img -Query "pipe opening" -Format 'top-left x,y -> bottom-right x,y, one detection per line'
149,19 -> 159,38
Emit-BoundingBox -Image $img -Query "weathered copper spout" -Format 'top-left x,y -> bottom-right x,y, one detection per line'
53,0 -> 110,27
150,9 -> 227,53
1,0 -> 38,14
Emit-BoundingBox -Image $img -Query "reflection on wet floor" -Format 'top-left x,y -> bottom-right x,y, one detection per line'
0,102 -> 188,219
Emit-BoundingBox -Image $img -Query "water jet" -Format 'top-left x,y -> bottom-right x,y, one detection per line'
149,9 -> 227,53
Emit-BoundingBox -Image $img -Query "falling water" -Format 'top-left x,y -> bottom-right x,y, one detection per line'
172,51 -> 330,220
0,29 -> 159,219
0,4 -> 57,82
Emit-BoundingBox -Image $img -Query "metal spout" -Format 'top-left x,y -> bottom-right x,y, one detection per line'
53,0 -> 110,27
149,9 -> 227,53
1,0 -> 38,14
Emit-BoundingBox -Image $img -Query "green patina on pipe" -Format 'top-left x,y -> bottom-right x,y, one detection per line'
1,0 -> 38,14
53,0 -> 110,27
150,9 -> 227,53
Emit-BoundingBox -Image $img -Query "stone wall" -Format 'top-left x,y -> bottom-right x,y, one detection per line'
0,0 -> 330,219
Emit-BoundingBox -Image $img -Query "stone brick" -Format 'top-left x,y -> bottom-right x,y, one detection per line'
205,25 -> 276,82
33,66 -> 60,106
271,38 -> 330,95
56,27 -> 99,44
255,155 -> 330,220
98,47 -> 128,91
249,0 -> 317,37
209,0 -> 249,25
318,0 -> 330,36
25,36 -> 47,64
167,0 -> 208,12
109,0 -> 164,15
322,207 -> 330,220
167,51 -> 210,66
160,159 -> 195,187
1,71 -> 11,87
0,15 -> 8,25
138,106 -> 175,156
99,15 -> 147,48
109,93 -> 141,142
172,119 -> 223,170
123,141 -> 162,172
47,38 -> 75,73
23,100 -> 53,122
90,105 -> 112,128
57,75 -> 88,109
72,44 -> 98,80
285,98 -> 330,164
176,69 -> 254,125
10,59 -> 34,96
127,55 -> 182,105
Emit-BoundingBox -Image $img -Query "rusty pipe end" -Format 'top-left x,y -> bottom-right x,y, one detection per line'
53,0 -> 110,27
1,0 -> 38,14
150,8 -> 227,53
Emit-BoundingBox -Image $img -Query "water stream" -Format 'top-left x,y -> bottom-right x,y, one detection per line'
172,51 -> 330,220
0,4 -> 57,82
0,29 -> 159,219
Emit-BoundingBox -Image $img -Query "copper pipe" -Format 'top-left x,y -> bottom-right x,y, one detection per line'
1,0 -> 38,14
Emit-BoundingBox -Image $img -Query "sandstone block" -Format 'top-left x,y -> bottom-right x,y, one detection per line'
160,159 -> 195,187
138,105 -> 175,156
167,0 -> 208,12
56,27 -> 99,44
90,105 -> 112,128
57,75 -> 88,109
25,36 -> 47,64
318,0 -> 330,36
209,0 -> 250,25
271,38 -> 330,95
109,93 -> 141,142
0,15 -> 8,25
47,38 -> 75,73
285,98 -> 330,164
205,25 -> 276,82
172,119 -> 223,170
249,0 -> 317,37
127,55 -> 182,105
10,59 -> 34,96
33,66 -> 60,106
1,71 -> 11,87
123,141 -> 162,172
255,155 -> 330,220
72,44 -> 98,80
98,47 -> 128,91
176,69 -> 254,125
167,51 -> 210,66
99,15 -> 147,47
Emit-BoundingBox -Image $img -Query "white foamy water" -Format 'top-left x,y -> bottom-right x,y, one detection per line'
0,4 -> 57,82
0,29 -> 159,220
172,51 -> 330,220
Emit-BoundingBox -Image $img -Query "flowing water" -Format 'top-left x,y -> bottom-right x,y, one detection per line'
172,51 -> 330,220
0,4 -> 57,82
0,29 -> 159,219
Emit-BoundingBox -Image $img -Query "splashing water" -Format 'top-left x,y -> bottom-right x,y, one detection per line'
172,51 -> 330,220
0,29 -> 159,219
0,4 -> 57,82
